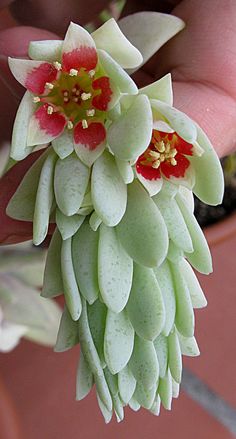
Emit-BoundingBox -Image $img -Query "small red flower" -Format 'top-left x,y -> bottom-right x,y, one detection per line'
136,130 -> 193,181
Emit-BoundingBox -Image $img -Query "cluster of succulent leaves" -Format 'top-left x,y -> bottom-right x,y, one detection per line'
5,13 -> 224,421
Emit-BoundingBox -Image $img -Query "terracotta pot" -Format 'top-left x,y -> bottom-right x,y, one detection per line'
0,373 -> 23,439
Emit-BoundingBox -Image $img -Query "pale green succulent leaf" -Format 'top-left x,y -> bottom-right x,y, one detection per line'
177,331 -> 200,357
54,305 -> 79,352
33,150 -> 57,246
7,150 -> 47,221
72,220 -> 99,305
118,12 -> 185,73
107,94 -> 153,161
61,238 -> 82,321
129,397 -> 141,412
190,123 -> 224,205
98,224 -> 133,313
91,151 -> 127,226
117,181 -> 169,267
76,351 -> 93,400
104,369 -> 124,422
42,228 -> 64,298
154,193 -> 193,253
0,251 -> 46,288
139,74 -> 173,106
115,157 -> 134,184
56,209 -> 85,241
98,49 -> 138,95
176,193 -> 212,274
172,378 -> 180,399
28,40 -> 63,62
52,130 -> 74,159
134,382 -> 156,409
179,258 -> 207,308
129,335 -> 159,389
151,99 -> 197,143
118,365 -> 136,404
168,328 -> 182,384
127,263 -> 165,341
158,368 -> 172,410
89,211 -> 102,232
150,394 -> 161,416
87,299 -> 107,368
10,91 -> 35,160
153,334 -> 168,379
167,240 -> 184,264
104,309 -> 134,374
170,261 -> 195,337
153,260 -> 176,337
92,18 -> 143,69
178,186 -> 194,213
97,394 -> 113,424
54,153 -> 90,216
136,171 -> 163,197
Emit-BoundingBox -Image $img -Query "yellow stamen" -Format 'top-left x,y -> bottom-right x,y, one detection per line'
53,61 -> 62,71
155,141 -> 165,153
69,68 -> 78,76
170,158 -> 177,166
47,106 -> 54,115
45,82 -> 54,90
152,160 -> 161,169
160,154 -> 165,162
67,121 -> 74,130
73,97 -> 79,103
63,91 -> 69,97
88,69 -> 95,78
81,92 -> 91,101
82,119 -> 88,129
33,96 -> 40,103
149,150 -> 160,159
86,109 -> 95,117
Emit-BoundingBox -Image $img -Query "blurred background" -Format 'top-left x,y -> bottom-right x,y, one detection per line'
0,1 -> 236,438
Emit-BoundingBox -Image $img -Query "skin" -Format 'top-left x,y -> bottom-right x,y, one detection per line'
0,0 -> 236,244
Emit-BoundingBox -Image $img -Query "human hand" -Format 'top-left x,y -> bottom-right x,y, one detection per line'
0,0 -> 235,244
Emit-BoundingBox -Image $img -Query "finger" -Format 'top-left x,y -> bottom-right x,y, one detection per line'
10,0 -> 109,36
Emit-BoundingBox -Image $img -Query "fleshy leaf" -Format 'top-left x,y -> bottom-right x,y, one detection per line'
7,151 -> 47,221
153,260 -> 176,337
54,153 -> 90,216
97,394 -> 112,424
28,40 -> 63,62
190,124 -> 224,205
76,352 -> 93,400
140,74 -> 173,106
104,309 -> 134,374
170,261 -> 195,338
72,220 -> 99,305
98,224 -> 133,313
115,157 -> 134,184
153,334 -> 168,379
116,181 -> 168,267
54,305 -> 79,352
134,382 -> 156,409
78,298 -> 112,412
151,100 -> 197,143
118,12 -> 185,72
179,259 -> 207,308
167,240 -> 184,264
52,130 -> 74,159
129,335 -> 159,389
104,369 -> 124,422
118,366 -> 136,404
177,332 -> 200,357
91,151 -> 127,227
56,209 -> 85,241
172,378 -> 180,399
107,94 -> 153,161
168,328 -> 182,383
42,228 -> 64,298
92,18 -> 142,69
150,394 -> 161,416
61,237 -> 82,321
176,193 -> 212,274
33,150 -> 57,245
129,397 -> 141,412
127,263 -> 165,341
87,300 -> 107,368
89,211 -> 102,232
153,193 -> 193,253
158,368 -> 172,410
10,91 -> 35,160
98,49 -> 137,95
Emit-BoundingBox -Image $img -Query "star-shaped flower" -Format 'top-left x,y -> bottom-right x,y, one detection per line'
9,19 -> 142,166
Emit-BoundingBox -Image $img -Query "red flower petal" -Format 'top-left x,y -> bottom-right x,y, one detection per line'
74,121 -> 106,150
62,47 -> 97,72
34,104 -> 66,137
136,153 -> 161,181
25,63 -> 57,95
172,133 -> 193,156
92,76 -> 112,111
160,153 -> 190,179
